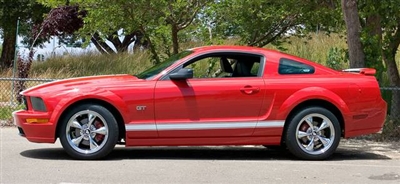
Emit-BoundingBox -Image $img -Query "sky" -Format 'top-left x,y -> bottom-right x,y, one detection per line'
15,36 -> 98,61
1,32 -> 135,61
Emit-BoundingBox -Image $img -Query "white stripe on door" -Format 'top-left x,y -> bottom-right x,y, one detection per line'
125,120 -> 285,131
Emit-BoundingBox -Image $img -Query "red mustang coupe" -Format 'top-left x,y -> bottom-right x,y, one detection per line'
13,45 -> 387,160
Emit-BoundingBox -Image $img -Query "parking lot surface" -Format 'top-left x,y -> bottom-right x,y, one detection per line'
1,127 -> 399,184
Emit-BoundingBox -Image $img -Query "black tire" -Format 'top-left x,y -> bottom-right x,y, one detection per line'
59,104 -> 119,160
285,107 -> 341,160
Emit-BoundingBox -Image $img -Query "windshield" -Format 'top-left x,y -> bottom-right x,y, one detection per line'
136,50 -> 193,79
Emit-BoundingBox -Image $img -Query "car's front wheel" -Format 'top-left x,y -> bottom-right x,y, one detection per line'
285,107 -> 341,160
59,104 -> 119,159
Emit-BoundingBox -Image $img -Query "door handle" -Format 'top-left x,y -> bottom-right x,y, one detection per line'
240,86 -> 260,95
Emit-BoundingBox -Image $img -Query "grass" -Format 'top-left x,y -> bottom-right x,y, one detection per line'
31,51 -> 153,78
283,33 -> 348,65
0,104 -> 24,126
0,106 -> 13,120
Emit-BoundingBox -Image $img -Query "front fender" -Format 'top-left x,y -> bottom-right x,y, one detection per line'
276,87 -> 351,121
49,89 -> 130,127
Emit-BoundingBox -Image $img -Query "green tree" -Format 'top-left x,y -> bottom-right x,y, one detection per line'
199,0 -> 342,48
341,0 -> 365,68
38,0 -> 209,62
360,0 -> 400,120
38,0 -> 141,54
0,0 -> 48,69
342,0 -> 400,120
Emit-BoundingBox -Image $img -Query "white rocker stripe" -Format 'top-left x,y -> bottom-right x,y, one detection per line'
125,124 -> 157,131
125,120 -> 284,131
256,121 -> 285,128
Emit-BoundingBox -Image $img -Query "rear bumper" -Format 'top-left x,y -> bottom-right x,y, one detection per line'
12,110 -> 56,143
344,99 -> 387,138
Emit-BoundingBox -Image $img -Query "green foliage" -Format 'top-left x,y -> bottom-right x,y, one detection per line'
358,0 -> 400,76
0,0 -> 49,46
36,0 -> 344,60
38,0 -> 209,62
0,105 -> 24,122
326,47 -> 348,70
198,0 -> 342,48
0,0 -> 49,69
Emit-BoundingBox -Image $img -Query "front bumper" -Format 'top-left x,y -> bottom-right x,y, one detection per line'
12,110 -> 56,143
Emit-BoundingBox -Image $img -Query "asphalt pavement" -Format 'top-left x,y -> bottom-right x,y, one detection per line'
1,127 -> 399,184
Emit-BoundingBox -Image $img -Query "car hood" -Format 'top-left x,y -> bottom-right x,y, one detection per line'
22,74 -> 142,96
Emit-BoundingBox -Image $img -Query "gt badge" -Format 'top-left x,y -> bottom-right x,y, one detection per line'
136,106 -> 146,111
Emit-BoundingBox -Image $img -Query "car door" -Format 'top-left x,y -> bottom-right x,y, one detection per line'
154,52 -> 267,138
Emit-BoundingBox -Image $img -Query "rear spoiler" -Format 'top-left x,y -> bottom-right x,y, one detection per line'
342,68 -> 376,75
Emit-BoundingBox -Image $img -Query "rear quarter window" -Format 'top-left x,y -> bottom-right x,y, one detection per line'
278,58 -> 315,74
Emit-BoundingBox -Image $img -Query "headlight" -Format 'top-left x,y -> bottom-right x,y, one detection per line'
30,97 -> 47,111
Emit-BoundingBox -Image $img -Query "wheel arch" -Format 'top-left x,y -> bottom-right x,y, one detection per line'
276,87 -> 349,140
54,98 -> 126,140
282,99 -> 346,137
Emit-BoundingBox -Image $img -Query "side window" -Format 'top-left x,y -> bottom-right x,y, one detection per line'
179,53 -> 263,79
183,53 -> 263,78
278,58 -> 315,74
185,57 -> 223,78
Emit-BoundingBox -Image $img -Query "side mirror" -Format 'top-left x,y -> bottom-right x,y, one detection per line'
169,68 -> 194,80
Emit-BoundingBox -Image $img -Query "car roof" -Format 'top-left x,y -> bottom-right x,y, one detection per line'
191,45 -> 273,53
190,45 -> 291,59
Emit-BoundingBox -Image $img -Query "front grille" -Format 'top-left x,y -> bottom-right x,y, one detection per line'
18,127 -> 26,137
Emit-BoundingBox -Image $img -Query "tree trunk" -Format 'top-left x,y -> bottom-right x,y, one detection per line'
90,37 -> 108,54
383,53 -> 400,120
171,24 -> 179,55
341,0 -> 365,68
120,32 -> 136,52
0,29 -> 17,69
91,32 -> 116,54
383,23 -> 400,121
91,32 -> 137,54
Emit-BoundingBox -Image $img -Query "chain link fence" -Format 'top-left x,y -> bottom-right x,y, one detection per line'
0,77 -> 57,126
0,78 -> 399,128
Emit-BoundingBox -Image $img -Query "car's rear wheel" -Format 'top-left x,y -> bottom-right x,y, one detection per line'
59,104 -> 119,159
285,107 -> 341,160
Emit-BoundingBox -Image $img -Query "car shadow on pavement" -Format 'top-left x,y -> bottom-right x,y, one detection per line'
20,145 -> 392,161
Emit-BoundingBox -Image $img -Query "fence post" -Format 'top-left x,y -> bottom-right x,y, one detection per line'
10,17 -> 20,106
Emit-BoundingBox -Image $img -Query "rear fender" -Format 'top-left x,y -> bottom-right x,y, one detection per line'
276,87 -> 350,126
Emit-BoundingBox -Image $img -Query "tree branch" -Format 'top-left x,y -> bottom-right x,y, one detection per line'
92,32 -> 116,54
248,14 -> 298,47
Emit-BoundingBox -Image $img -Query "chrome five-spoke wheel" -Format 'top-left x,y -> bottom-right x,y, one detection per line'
286,107 -> 341,160
59,104 -> 119,160
66,110 -> 109,154
295,113 -> 335,155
